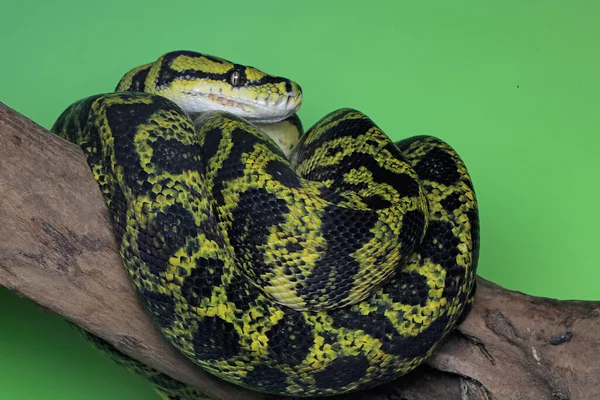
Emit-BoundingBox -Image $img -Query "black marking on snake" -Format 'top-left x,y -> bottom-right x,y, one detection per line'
138,169 -> 155,194
181,258 -> 226,307
382,142 -> 404,158
164,50 -> 226,66
398,209 -> 426,254
51,108 -> 74,141
320,108 -> 358,129
461,171 -> 475,191
192,316 -> 241,360
242,365 -> 288,391
362,195 -> 392,209
396,313 -> 451,357
316,160 -> 421,201
325,179 -> 373,202
198,213 -> 227,247
313,354 -> 370,391
300,116 -> 376,161
376,138 -> 413,165
420,219 -> 463,300
108,183 -> 129,237
200,127 -> 223,159
66,101 -> 115,203
331,305 -> 450,357
420,220 -> 458,263
223,270 -> 261,311
156,67 -> 229,90
266,311 -> 313,365
440,191 -> 463,215
394,135 -> 432,152
150,137 -> 202,175
155,51 -> 291,91
157,67 -> 289,90
456,283 -> 476,326
123,65 -> 151,92
383,271 -> 429,307
105,95 -> 175,190
162,51 -> 226,72
325,144 -> 345,158
296,205 -> 378,304
284,240 -> 304,254
284,80 -> 293,93
413,147 -> 461,186
349,160 -> 421,200
228,187 -> 289,279
140,288 -> 176,326
468,207 -> 481,271
249,74 -> 294,87
137,203 -> 197,275
376,167 -> 422,199
52,95 -> 98,145
210,126 -> 271,206
315,185 -> 348,205
264,159 -> 301,188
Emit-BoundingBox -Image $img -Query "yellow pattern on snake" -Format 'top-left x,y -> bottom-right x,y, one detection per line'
51,50 -> 479,399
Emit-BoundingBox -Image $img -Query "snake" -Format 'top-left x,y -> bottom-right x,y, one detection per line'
51,50 -> 480,399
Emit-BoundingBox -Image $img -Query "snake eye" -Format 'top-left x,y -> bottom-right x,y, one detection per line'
229,69 -> 246,87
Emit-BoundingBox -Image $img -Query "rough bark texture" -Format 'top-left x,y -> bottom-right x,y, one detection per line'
1,102 -> 599,400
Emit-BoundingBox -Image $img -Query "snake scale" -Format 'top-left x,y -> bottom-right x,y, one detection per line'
51,50 -> 479,399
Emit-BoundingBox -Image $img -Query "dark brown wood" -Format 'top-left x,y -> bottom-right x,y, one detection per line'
1,102 -> 599,400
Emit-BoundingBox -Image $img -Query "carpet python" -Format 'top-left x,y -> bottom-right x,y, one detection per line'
51,50 -> 479,399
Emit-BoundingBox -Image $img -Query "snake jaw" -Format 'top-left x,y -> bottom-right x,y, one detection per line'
181,89 -> 257,113
175,86 -> 302,123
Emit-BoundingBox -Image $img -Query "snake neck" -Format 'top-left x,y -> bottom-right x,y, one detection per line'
192,112 -> 304,160
254,113 -> 304,160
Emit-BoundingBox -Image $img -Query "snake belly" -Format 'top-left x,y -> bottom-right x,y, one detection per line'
51,51 -> 479,399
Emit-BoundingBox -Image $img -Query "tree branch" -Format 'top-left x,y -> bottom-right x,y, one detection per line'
1,102 -> 598,400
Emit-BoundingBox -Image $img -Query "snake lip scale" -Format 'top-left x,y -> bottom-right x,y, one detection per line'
51,49 -> 479,399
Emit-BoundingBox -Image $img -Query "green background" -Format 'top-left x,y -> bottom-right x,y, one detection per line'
1,1 -> 598,399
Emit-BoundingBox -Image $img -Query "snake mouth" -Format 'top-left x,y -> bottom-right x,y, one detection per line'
178,87 -> 302,123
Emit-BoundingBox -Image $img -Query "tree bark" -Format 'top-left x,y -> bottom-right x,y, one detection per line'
1,102 -> 599,400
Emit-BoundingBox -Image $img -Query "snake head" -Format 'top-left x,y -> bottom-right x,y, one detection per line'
116,50 -> 303,123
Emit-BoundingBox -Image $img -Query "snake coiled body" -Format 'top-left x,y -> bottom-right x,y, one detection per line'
51,51 -> 479,399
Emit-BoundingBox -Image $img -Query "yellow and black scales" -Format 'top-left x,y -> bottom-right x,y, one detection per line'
51,51 -> 479,399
